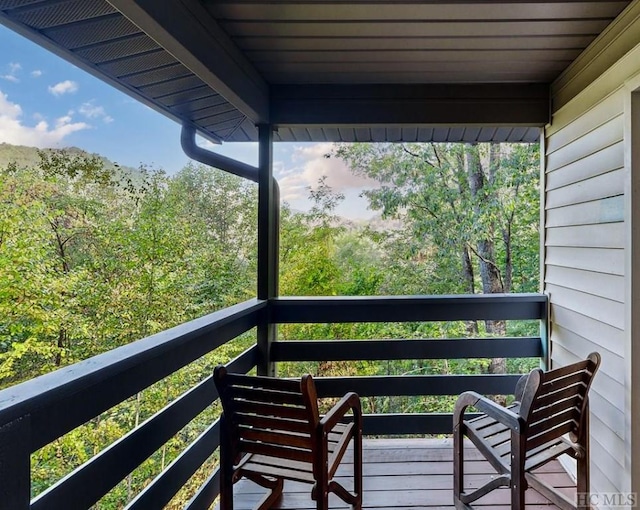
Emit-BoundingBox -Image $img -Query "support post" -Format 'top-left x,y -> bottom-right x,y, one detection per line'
257,124 -> 277,376
540,294 -> 550,371
539,130 -> 550,372
0,416 -> 31,509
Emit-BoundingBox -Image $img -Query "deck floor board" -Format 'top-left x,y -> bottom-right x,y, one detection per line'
226,438 -> 573,509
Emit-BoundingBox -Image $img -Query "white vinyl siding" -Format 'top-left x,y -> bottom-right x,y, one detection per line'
546,44 -> 639,497
545,246 -> 624,275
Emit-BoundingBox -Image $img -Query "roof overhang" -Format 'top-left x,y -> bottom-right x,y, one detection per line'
0,0 -> 636,143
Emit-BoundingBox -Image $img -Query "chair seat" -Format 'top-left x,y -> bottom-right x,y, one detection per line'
238,422 -> 354,484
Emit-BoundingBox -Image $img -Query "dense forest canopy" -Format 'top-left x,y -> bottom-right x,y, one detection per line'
0,141 -> 540,507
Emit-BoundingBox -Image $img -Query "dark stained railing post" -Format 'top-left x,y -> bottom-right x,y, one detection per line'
0,416 -> 30,509
540,293 -> 550,370
257,124 -> 277,376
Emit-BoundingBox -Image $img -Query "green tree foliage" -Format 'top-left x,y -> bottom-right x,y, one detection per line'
335,142 -> 540,297
0,154 -> 258,384
280,177 -> 345,296
0,150 -> 258,506
0,151 -> 120,381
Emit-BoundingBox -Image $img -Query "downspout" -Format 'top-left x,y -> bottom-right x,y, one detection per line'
180,124 -> 259,183
180,123 -> 280,206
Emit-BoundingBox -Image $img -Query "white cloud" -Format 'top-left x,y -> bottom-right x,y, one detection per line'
276,143 -> 378,202
199,138 -> 217,150
1,62 -> 22,83
31,69 -> 42,78
48,80 -> 78,96
79,100 -> 113,123
0,92 -> 22,118
0,90 -> 89,147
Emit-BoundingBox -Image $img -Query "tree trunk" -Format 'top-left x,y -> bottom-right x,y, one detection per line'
490,143 -> 514,294
503,225 -> 513,293
465,144 -> 507,400
55,328 -> 67,366
461,246 -> 478,335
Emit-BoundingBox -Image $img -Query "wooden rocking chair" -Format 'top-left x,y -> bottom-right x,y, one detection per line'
214,366 -> 363,510
453,352 -> 600,510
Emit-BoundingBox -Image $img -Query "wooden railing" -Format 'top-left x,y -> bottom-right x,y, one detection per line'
270,294 -> 548,435
0,293 -> 548,509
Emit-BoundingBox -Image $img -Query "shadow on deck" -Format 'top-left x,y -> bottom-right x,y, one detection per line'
227,438 -> 573,509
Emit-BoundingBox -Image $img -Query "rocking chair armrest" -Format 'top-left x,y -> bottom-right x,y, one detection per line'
454,391 -> 523,433
319,392 -> 362,432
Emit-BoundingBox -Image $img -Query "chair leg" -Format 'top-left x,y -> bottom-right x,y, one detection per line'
453,421 -> 465,505
511,431 -> 526,510
353,430 -> 363,509
220,467 -> 234,510
220,417 -> 234,510
576,452 -> 590,509
316,487 -> 329,510
577,410 -> 591,510
313,428 -> 330,510
576,455 -> 590,510
255,478 -> 284,510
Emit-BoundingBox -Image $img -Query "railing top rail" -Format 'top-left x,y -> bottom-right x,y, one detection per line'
270,293 -> 548,324
273,293 -> 547,303
0,299 -> 265,445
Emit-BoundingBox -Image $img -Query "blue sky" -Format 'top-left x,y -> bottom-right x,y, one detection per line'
0,24 -> 375,219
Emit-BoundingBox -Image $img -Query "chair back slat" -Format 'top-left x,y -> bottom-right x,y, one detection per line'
233,400 -> 311,422
527,421 -> 576,451
231,386 -> 306,406
543,368 -> 589,387
240,427 -> 313,450
520,353 -> 600,451
223,372 -> 303,393
530,394 -> 582,419
542,359 -> 592,380
235,413 -> 312,434
238,439 -> 314,464
528,407 -> 579,439
534,383 -> 585,409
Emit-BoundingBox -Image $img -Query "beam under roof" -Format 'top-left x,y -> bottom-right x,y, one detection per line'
270,84 -> 550,127
108,0 -> 269,123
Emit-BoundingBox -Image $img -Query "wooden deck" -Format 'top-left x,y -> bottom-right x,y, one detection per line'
227,438 -> 574,509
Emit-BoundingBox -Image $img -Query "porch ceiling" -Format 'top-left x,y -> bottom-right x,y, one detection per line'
0,0 -> 633,143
